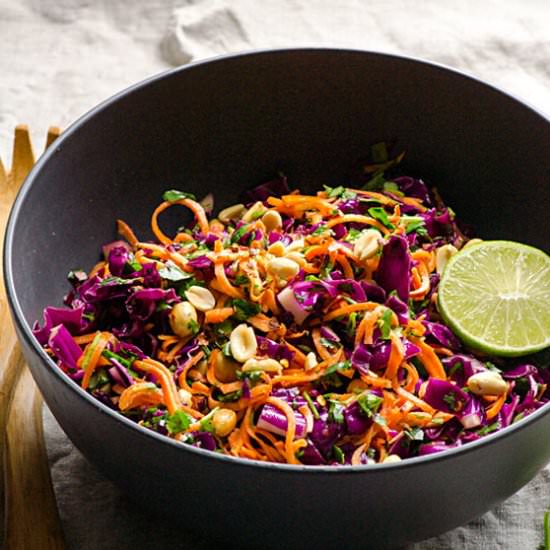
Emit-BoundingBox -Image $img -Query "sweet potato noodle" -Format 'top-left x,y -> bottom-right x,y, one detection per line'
34,149 -> 549,465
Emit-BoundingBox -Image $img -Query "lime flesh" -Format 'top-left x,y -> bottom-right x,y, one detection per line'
437,241 -> 550,357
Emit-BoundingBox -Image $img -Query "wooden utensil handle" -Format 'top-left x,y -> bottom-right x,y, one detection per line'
4,352 -> 66,550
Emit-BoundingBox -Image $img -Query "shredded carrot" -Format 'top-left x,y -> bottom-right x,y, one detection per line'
485,390 -> 508,420
204,307 -> 235,324
409,337 -> 447,380
266,396 -> 300,464
312,327 -> 333,361
325,214 -> 389,234
119,382 -> 164,411
214,262 -> 244,299
384,332 -> 405,380
324,301 -> 378,321
80,332 -> 112,390
178,351 -> 205,393
116,219 -> 139,248
151,198 -> 209,245
134,358 -> 182,415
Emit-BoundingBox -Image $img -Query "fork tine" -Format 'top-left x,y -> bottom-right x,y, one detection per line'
9,125 -> 35,192
0,157 -> 6,189
45,126 -> 61,150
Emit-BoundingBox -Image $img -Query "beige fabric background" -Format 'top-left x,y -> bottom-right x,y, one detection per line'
2,0 -> 550,547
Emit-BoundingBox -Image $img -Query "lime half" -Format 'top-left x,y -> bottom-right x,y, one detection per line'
438,241 -> 550,357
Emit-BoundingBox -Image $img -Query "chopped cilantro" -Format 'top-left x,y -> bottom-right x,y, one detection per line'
215,319 -> 233,337
303,391 -> 320,420
357,392 -> 383,417
230,225 -> 249,244
159,262 -> 192,282
404,426 -> 424,442
162,189 -> 196,202
234,274 -> 249,286
199,408 -> 218,433
88,368 -> 109,391
477,421 -> 500,436
328,400 -> 345,424
323,185 -> 357,200
442,392 -> 457,410
333,445 -> 345,464
216,389 -> 243,403
401,215 -> 427,236
166,410 -> 193,434
187,318 -> 200,336
99,276 -> 138,286
377,308 -> 393,340
346,312 -> 357,339
368,206 -> 395,229
312,224 -> 330,236
383,181 -> 400,193
344,227 -> 362,242
448,361 -> 463,378
362,171 -> 387,191
232,298 -> 261,320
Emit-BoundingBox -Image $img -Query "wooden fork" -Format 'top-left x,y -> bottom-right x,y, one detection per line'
0,125 -> 66,549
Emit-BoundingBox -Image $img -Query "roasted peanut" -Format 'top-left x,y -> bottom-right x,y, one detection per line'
242,201 -> 267,222
214,352 -> 240,383
178,388 -> 193,406
242,358 -> 283,375
353,229 -> 381,261
267,257 -> 300,287
169,301 -> 198,338
467,370 -> 508,396
185,285 -> 216,312
212,408 -> 237,437
267,241 -> 286,256
261,209 -> 283,231
304,352 -> 318,371
218,203 -> 246,224
230,324 -> 258,363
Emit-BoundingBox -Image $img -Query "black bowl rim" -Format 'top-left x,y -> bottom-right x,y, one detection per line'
5,46 -> 550,474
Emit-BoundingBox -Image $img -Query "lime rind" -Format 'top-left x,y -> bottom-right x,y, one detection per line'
437,240 -> 550,357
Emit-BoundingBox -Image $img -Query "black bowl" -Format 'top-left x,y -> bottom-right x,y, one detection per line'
5,49 -> 550,549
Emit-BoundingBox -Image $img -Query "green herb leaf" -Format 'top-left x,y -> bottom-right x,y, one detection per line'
230,224 -> 249,244
401,215 -> 427,236
162,189 -> 196,202
368,207 -> 395,229
477,421 -> 500,436
362,171 -> 387,191
333,445 -> 345,464
357,392 -> 383,417
199,408 -> 219,433
377,308 -> 393,340
303,391 -> 320,420
329,400 -> 345,424
383,181 -> 400,193
442,392 -> 457,410
216,389 -> 243,403
99,276 -> 139,286
159,262 -> 193,282
404,426 -> 424,441
232,299 -> 260,321
234,274 -> 249,286
166,410 -> 193,434
187,318 -> 200,336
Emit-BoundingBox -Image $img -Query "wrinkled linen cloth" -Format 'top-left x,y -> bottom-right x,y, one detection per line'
3,0 -> 550,547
